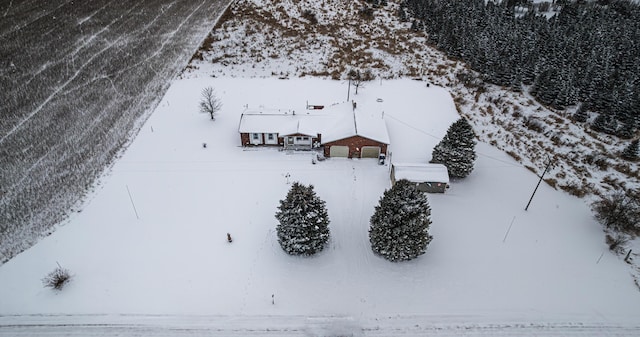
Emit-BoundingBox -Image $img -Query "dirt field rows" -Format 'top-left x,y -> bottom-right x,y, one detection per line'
0,0 -> 232,263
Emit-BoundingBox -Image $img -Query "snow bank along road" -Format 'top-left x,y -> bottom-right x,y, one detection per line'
0,0 -> 232,263
1,314 -> 639,336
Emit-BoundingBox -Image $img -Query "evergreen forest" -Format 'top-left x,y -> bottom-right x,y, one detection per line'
401,0 -> 640,138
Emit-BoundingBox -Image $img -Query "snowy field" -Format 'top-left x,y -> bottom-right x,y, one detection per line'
0,78 -> 639,335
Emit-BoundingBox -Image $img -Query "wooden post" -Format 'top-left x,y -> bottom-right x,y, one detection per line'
502,216 -> 516,243
126,185 -> 139,220
625,249 -> 632,263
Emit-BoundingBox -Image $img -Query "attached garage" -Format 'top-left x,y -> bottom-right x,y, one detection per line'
323,135 -> 388,159
361,146 -> 381,158
329,145 -> 349,157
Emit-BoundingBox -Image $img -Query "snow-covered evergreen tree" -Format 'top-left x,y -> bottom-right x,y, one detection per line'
369,179 -> 433,262
275,182 -> 330,256
572,104 -> 589,123
622,139 -> 639,161
591,113 -> 617,135
431,118 -> 477,178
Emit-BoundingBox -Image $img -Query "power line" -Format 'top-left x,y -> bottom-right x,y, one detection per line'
384,113 -> 523,168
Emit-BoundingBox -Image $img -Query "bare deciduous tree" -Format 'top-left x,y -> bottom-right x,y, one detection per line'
348,69 -> 373,95
593,192 -> 640,236
200,86 -> 222,120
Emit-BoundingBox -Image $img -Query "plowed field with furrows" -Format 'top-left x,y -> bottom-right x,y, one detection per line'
0,0 -> 232,263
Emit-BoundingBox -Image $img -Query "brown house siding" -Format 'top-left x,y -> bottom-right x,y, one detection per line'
323,136 -> 388,158
240,133 -> 250,146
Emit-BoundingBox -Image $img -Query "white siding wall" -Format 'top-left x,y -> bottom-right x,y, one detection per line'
250,133 -> 263,145
265,133 -> 278,145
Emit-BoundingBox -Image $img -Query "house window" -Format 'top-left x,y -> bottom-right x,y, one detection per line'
268,133 -> 274,140
296,136 -> 302,141
252,133 -> 259,140
302,137 -> 309,141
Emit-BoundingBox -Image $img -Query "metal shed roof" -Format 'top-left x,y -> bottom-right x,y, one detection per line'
392,163 -> 450,183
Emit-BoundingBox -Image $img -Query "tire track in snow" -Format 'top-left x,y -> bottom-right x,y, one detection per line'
239,229 -> 273,314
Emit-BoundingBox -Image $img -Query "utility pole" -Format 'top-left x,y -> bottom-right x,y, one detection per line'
347,78 -> 351,102
525,156 -> 552,211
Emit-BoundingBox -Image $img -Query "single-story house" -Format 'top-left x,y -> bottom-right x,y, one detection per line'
238,111 -> 322,150
238,104 -> 389,158
390,163 -> 450,193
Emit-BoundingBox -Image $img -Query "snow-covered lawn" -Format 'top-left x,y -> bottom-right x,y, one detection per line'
0,78 -> 638,329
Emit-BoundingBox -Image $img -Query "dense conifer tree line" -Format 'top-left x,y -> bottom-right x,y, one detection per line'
402,0 -> 640,138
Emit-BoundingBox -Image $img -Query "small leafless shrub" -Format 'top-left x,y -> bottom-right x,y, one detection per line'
559,181 -> 588,197
512,109 -> 522,119
301,10 -> 318,24
42,263 -> 72,291
506,151 -> 521,162
613,163 -> 639,179
523,116 -> 546,133
593,192 -> 640,235
584,152 -> 609,171
605,233 -> 629,252
544,178 -> 557,189
550,132 -> 564,145
486,105 -> 494,115
359,6 -> 374,19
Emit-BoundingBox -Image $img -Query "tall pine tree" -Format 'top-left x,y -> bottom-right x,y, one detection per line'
431,118 -> 477,178
369,179 -> 433,262
275,182 -> 330,256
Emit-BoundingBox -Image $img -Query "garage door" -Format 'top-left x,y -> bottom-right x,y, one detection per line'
329,145 -> 349,157
361,146 -> 380,158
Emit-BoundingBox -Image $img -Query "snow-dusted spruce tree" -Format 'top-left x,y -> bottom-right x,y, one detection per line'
369,179 -> 433,262
431,118 -> 477,178
621,139 -> 639,161
275,182 -> 330,256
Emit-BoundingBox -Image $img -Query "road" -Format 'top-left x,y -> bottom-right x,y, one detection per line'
1,314 -> 638,336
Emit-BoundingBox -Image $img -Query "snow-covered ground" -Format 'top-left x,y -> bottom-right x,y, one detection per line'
1,78 -> 639,335
188,0 -> 640,290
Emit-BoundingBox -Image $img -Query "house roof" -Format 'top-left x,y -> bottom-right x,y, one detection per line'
239,112 -> 309,135
392,163 -> 450,184
238,103 -> 390,144
354,111 -> 390,144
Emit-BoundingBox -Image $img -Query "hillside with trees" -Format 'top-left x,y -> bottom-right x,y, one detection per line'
402,0 -> 640,138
